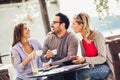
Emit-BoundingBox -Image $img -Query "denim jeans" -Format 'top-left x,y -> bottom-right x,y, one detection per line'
16,77 -> 41,80
16,77 -> 23,80
76,63 -> 111,80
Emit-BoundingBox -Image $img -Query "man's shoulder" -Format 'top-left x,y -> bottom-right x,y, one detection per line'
44,34 -> 56,42
68,32 -> 75,36
45,32 -> 76,40
65,32 -> 78,43
67,32 -> 76,38
46,33 -> 56,39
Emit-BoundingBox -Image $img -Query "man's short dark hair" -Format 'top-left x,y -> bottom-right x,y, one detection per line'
55,13 -> 70,29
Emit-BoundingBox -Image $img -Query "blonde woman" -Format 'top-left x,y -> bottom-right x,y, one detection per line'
71,13 -> 111,80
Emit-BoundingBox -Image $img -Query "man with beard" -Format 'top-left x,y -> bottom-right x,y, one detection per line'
41,13 -> 78,80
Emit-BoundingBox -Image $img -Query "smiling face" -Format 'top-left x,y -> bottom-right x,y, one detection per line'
22,24 -> 30,39
12,23 -> 30,46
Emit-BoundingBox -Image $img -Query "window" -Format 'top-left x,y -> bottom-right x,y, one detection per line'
0,0 -> 28,4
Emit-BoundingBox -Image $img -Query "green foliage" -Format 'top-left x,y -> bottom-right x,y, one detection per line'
94,0 -> 119,26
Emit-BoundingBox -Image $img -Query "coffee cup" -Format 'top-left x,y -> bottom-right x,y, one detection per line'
52,49 -> 57,55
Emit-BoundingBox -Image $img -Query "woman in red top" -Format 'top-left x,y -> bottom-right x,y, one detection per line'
71,12 -> 111,80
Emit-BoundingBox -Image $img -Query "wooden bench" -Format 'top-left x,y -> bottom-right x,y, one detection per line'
0,69 -> 9,80
106,35 -> 120,80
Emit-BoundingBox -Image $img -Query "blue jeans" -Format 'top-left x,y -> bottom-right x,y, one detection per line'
16,77 -> 41,80
16,77 -> 23,80
76,63 -> 111,80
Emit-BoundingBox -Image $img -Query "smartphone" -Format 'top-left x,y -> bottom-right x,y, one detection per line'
62,60 -> 74,65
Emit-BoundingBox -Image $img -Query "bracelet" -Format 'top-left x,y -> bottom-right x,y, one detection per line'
44,55 -> 49,60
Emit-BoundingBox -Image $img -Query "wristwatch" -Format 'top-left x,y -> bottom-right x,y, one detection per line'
49,63 -> 52,66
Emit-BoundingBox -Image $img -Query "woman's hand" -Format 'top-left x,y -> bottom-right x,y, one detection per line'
72,57 -> 86,64
70,55 -> 79,60
22,51 -> 36,67
28,51 -> 36,61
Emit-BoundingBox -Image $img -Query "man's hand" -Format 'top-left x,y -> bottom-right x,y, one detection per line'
43,63 -> 52,69
45,50 -> 55,59
43,64 -> 50,69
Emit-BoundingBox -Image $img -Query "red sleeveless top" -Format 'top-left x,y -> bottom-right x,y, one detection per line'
82,39 -> 98,57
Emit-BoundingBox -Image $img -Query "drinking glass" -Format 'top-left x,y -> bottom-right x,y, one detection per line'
30,56 -> 38,74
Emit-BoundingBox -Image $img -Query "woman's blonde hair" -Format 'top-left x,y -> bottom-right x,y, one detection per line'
74,12 -> 95,40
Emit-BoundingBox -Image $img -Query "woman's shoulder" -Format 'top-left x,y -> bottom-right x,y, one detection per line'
29,39 -> 38,42
29,39 -> 41,45
94,30 -> 104,38
95,30 -> 102,34
93,30 -> 105,42
12,42 -> 20,49
11,42 -> 21,52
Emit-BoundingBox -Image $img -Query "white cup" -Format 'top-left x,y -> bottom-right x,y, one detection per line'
35,50 -> 43,56
52,49 -> 57,55
30,57 -> 38,74
118,53 -> 120,59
